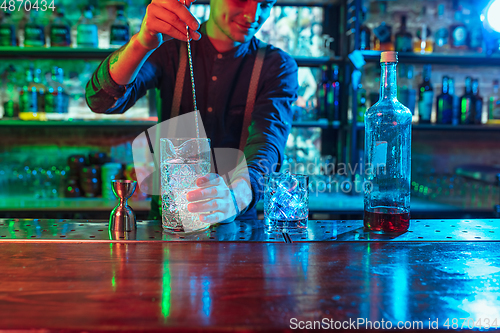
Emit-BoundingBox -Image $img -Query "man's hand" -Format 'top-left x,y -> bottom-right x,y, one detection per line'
186,174 -> 241,224
137,0 -> 202,51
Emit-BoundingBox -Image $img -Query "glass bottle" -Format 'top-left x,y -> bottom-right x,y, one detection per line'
356,69 -> 367,123
330,64 -> 340,121
460,76 -> 475,124
418,64 -> 434,124
0,11 -> 16,46
110,5 -> 130,47
472,78 -> 483,124
359,7 -> 371,50
77,6 -> 98,48
45,66 -> 68,114
434,3 -> 450,53
450,6 -> 468,50
49,7 -> 71,47
373,1 -> 394,51
448,78 -> 460,125
413,6 -> 434,54
364,51 -> 411,233
395,15 -> 412,52
488,80 -> 500,124
23,10 -> 45,47
468,13 -> 483,53
436,76 -> 453,124
316,65 -> 330,121
19,67 -> 45,114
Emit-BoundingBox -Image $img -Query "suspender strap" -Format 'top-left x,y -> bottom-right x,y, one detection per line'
239,42 -> 267,152
171,42 -> 187,118
171,41 -> 267,152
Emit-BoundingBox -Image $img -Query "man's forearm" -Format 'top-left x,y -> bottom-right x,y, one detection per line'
109,33 -> 158,85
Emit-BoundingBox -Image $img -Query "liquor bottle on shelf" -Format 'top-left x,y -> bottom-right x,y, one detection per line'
110,5 -> 130,47
417,65 -> 433,124
413,6 -> 434,54
472,78 -> 483,124
460,76 -> 475,124
0,11 -> 16,46
397,64 -> 417,119
364,51 -> 411,233
448,77 -> 459,125
330,64 -> 340,121
436,76 -> 453,124
1,69 -> 19,118
76,6 -> 98,48
395,15 -> 412,52
19,67 -> 45,115
316,65 -> 331,121
23,10 -> 45,47
450,5 -> 468,50
359,7 -> 371,50
488,80 -> 500,124
45,67 -> 69,115
49,7 -> 71,47
356,70 -> 367,123
373,1 -> 393,51
433,3 -> 450,53
468,16 -> 483,53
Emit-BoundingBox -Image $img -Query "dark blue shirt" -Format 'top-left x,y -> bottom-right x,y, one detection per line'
85,23 -> 299,219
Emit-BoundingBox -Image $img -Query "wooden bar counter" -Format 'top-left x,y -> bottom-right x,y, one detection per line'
1,218 -> 500,332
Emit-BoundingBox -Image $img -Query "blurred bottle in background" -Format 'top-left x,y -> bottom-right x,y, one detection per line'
330,64 -> 340,121
373,1 -> 394,51
23,10 -> 45,47
110,5 -> 130,47
448,77 -> 459,125
450,5 -> 468,50
418,64 -> 433,123
76,6 -> 98,48
358,7 -> 371,50
395,15 -> 412,52
0,11 -> 17,46
433,3 -> 450,53
488,80 -> 500,124
472,78 -> 483,124
49,7 -> 72,47
436,76 -> 453,124
19,66 -> 45,115
460,76 -> 475,124
413,6 -> 433,54
45,67 -> 69,115
317,65 -> 331,121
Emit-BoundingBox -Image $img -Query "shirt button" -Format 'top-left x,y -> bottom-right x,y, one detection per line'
207,107 -> 213,112
217,54 -> 223,59
212,76 -> 217,81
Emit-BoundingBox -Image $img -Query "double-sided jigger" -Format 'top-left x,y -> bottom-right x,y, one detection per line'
109,180 -> 137,235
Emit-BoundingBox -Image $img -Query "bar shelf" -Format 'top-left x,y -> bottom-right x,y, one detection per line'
0,46 -> 340,66
359,50 -> 500,66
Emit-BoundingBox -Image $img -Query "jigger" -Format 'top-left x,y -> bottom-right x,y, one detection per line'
109,180 -> 137,232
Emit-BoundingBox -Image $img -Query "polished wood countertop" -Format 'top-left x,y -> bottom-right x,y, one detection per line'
1,219 -> 500,332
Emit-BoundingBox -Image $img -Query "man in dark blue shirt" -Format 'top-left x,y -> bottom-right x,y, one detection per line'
85,0 -> 298,223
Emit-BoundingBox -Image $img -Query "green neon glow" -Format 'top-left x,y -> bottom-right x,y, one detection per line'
161,248 -> 171,319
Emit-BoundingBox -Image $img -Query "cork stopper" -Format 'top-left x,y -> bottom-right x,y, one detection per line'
380,51 -> 398,63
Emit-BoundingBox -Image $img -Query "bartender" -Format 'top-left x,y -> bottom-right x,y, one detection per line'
85,0 -> 299,223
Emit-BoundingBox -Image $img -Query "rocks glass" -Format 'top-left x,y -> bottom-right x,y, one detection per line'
264,172 -> 309,233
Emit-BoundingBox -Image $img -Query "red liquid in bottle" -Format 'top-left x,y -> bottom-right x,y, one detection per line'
363,207 -> 410,232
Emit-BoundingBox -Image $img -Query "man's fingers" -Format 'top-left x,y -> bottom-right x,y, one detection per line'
147,1 -> 201,40
196,173 -> 223,187
164,0 -> 200,31
188,198 -> 237,214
